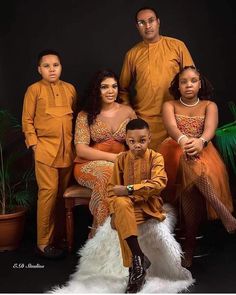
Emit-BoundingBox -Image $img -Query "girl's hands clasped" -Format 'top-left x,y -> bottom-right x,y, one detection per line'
184,138 -> 203,156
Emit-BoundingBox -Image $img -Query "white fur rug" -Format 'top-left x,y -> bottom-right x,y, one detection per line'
51,204 -> 194,293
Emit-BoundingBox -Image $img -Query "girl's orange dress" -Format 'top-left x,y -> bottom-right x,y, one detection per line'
158,101 -> 233,220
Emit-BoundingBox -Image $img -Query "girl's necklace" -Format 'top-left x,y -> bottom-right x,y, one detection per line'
179,97 -> 199,107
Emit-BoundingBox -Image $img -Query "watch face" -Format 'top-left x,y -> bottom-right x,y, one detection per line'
127,185 -> 134,195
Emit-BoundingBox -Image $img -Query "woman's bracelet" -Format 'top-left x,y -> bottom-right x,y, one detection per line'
177,134 -> 187,144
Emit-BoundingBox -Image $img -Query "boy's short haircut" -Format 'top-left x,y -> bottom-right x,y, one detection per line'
126,118 -> 149,132
37,49 -> 61,65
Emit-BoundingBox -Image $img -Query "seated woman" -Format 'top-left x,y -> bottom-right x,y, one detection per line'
74,69 -> 136,237
158,66 -> 236,267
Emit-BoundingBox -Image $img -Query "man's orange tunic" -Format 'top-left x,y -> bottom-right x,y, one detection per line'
119,37 -> 194,150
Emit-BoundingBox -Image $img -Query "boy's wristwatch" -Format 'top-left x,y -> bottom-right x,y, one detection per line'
126,184 -> 134,195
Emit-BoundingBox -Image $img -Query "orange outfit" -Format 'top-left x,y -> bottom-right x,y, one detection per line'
158,101 -> 233,220
73,109 -> 135,228
119,36 -> 194,150
107,149 -> 167,266
22,79 -> 77,245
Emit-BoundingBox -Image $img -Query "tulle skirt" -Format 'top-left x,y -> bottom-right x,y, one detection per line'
158,138 -> 233,219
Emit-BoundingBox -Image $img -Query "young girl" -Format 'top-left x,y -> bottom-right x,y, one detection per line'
158,66 -> 236,267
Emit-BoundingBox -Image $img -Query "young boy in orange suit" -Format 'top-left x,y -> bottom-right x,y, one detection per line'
107,118 -> 167,293
22,49 -> 77,259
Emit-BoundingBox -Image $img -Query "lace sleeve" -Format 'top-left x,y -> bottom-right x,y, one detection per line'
74,111 -> 90,145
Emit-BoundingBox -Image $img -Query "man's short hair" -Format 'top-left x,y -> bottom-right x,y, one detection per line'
126,118 -> 149,132
135,6 -> 159,22
37,49 -> 61,65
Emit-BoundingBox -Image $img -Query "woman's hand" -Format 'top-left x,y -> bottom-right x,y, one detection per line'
109,153 -> 118,163
184,138 -> 203,156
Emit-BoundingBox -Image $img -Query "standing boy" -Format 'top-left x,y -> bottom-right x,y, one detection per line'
107,118 -> 167,293
22,49 -> 77,259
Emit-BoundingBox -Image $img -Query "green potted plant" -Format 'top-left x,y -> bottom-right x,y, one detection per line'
215,101 -> 236,176
0,109 -> 36,250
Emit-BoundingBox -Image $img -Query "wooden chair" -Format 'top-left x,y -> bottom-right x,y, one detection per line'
63,184 -> 92,252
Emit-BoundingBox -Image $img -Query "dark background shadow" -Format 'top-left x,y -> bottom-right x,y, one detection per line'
0,0 -> 236,125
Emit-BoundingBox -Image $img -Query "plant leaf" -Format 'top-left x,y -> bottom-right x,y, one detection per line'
215,122 -> 236,175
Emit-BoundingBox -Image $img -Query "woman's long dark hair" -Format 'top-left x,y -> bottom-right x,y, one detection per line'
169,65 -> 214,100
80,69 -> 120,126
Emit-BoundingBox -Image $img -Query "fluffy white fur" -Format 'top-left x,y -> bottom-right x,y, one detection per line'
51,204 -> 194,293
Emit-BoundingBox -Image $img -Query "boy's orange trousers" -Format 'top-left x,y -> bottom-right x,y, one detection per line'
113,196 -> 150,267
35,161 -> 72,246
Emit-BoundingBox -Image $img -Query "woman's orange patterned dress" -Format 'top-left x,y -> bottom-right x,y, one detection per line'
74,111 -> 129,229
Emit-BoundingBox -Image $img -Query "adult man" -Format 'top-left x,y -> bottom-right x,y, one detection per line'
119,7 -> 194,150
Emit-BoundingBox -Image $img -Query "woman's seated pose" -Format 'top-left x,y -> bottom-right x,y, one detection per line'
158,65 -> 236,267
74,69 -> 136,237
